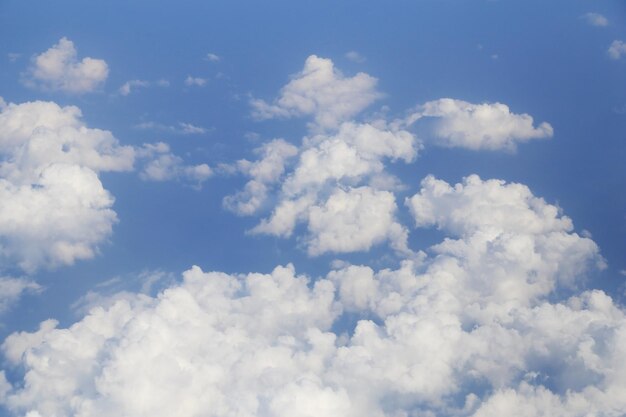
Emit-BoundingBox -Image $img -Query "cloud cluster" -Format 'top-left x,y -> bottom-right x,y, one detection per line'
226,122 -> 419,255
0,277 -> 40,314
0,99 -> 133,271
4,173 -> 622,417
251,55 -> 382,130
136,142 -> 212,185
406,98 -> 553,151
24,38 -> 109,94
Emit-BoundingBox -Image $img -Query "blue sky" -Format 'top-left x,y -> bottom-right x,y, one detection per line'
0,1 -> 625,416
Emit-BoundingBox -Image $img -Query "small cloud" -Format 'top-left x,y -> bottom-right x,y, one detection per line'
345,51 -> 366,63
582,12 -> 608,27
156,79 -> 170,87
608,40 -> 626,60
620,269 -> 626,276
7,53 -> 20,63
205,53 -> 220,62
185,76 -> 208,87
119,79 -> 150,96
135,121 -> 209,135
491,54 -> 499,60
23,37 -> 108,94
136,142 -> 212,186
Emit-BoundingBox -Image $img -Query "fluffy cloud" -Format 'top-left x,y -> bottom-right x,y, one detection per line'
608,40 -> 626,60
135,121 -> 209,135
226,122 -> 419,255
3,173 -> 624,417
251,55 -> 381,130
184,76 -> 207,87
582,12 -> 608,27
0,99 -> 133,271
407,98 -> 553,151
24,38 -> 108,94
137,142 -> 212,185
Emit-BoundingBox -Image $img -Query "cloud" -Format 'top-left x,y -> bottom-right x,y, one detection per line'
205,53 -> 220,62
7,53 -> 20,63
582,12 -> 608,27
185,76 -> 207,87
608,40 -> 626,60
251,55 -> 382,130
119,80 -> 150,96
345,51 -> 366,63
136,142 -> 212,185
119,79 -> 169,96
407,98 -> 553,151
2,173 -> 622,417
0,277 -> 41,314
0,99 -> 134,271
224,122 -> 419,255
24,37 -> 108,94
135,121 -> 209,135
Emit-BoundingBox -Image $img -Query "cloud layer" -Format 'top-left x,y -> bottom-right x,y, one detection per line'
24,38 -> 109,94
3,174 -> 621,417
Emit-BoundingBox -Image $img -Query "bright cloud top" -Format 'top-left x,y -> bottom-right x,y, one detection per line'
251,55 -> 382,130
0,100 -> 133,271
2,175 -> 621,417
226,121 -> 419,256
407,98 -> 553,151
24,38 -> 109,94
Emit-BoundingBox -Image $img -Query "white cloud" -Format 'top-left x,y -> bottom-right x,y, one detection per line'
119,79 -> 150,96
345,51 -> 366,63
406,98 -> 553,151
582,12 -> 608,27
251,55 -> 382,130
0,100 -> 134,271
205,53 -> 220,62
24,37 -> 108,94
0,277 -> 41,314
119,79 -> 169,96
608,40 -> 626,60
135,121 -> 209,135
184,76 -> 207,87
223,139 -> 299,215
137,142 -> 212,185
305,186 -> 409,256
3,176 -> 622,416
226,122 -> 419,255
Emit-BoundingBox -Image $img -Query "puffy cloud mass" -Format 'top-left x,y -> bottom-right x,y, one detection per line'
137,142 -> 212,185
226,122 -> 419,255
24,38 -> 109,94
0,99 -> 133,271
251,55 -> 381,130
3,174 -> 624,417
407,98 -> 553,151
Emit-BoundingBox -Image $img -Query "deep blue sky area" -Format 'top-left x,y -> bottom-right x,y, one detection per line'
0,2 -> 625,414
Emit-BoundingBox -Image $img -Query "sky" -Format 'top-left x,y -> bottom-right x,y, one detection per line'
0,0 -> 625,416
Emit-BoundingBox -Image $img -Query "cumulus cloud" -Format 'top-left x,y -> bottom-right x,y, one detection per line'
345,51 -> 366,63
205,53 -> 220,62
225,122 -> 419,255
582,12 -> 608,27
250,55 -> 382,130
24,38 -> 108,94
3,172 -> 623,417
136,142 -> 212,185
608,40 -> 626,60
0,99 -> 134,271
406,98 -> 553,151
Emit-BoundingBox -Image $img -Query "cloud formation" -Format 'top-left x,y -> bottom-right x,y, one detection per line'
582,12 -> 608,27
0,99 -> 133,271
227,122 -> 419,255
251,55 -> 382,130
608,40 -> 626,60
137,142 -> 212,185
24,38 -> 109,94
407,98 -> 553,151
3,174 -> 621,417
